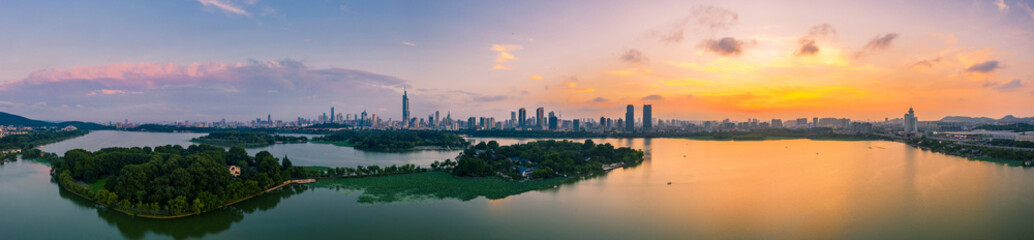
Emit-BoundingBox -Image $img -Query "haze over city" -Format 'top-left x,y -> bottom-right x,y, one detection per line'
1,0 -> 1033,122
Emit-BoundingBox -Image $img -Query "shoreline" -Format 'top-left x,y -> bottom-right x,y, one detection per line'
60,177 -> 316,219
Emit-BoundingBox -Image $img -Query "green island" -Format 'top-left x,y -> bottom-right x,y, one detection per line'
1,129 -> 87,162
189,131 -> 307,147
310,139 -> 644,203
313,130 -> 468,151
53,145 -> 319,218
906,138 -> 1034,166
434,139 -> 645,180
311,171 -> 569,203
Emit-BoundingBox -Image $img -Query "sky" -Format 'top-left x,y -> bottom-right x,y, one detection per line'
1,0 -> 1033,123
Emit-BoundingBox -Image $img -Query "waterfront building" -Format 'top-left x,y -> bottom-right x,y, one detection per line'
518,108 -> 527,128
402,90 -> 410,128
643,104 -> 652,132
536,107 -> 544,130
625,104 -> 634,133
904,107 -> 918,133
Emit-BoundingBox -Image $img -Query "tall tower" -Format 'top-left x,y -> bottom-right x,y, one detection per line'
643,104 -> 652,132
624,103 -> 632,132
518,108 -> 527,128
267,114 -> 271,125
402,90 -> 410,128
536,107 -> 544,130
330,107 -> 335,122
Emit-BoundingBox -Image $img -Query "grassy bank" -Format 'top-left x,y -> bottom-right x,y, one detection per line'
311,171 -> 568,203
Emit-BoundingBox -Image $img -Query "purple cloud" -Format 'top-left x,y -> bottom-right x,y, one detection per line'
0,59 -> 408,122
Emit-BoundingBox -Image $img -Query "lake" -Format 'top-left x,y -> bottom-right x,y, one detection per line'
2,131 -> 1033,239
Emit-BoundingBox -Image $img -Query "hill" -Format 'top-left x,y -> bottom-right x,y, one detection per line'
0,112 -> 111,129
939,115 -> 1034,124
0,112 -> 54,127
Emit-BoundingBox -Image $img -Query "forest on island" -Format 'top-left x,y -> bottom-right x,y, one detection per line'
314,130 -> 468,151
53,145 -> 308,216
432,140 -> 644,180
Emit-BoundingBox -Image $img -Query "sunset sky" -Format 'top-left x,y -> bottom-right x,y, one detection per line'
1,0 -> 1032,122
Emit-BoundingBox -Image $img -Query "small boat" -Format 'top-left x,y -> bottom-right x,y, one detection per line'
667,182 -> 672,185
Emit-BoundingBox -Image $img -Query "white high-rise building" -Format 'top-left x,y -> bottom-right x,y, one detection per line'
903,107 -> 918,134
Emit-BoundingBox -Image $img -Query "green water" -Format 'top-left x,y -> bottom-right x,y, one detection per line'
2,132 -> 1033,239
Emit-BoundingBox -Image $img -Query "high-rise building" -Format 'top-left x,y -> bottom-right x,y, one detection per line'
573,119 -> 580,132
361,110 -> 368,126
600,116 -> 607,131
771,119 -> 783,128
536,107 -> 544,130
625,104 -> 634,133
435,111 -> 440,128
812,117 -> 819,127
267,114 -> 272,125
330,107 -> 335,122
518,108 -> 527,128
548,112 -> 558,130
643,104 -> 652,132
402,90 -> 410,128
904,107 -> 918,133
510,111 -> 517,128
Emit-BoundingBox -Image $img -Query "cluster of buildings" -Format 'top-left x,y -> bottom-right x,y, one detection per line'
83,91 -> 1034,143
0,126 -> 30,138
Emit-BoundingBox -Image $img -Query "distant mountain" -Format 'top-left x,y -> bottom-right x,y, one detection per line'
0,112 -> 112,130
939,115 -> 1034,124
0,112 -> 54,127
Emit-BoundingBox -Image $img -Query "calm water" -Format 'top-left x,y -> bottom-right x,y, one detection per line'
2,131 -> 1033,239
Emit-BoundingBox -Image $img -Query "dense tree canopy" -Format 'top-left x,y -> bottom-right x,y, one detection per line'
190,131 -> 307,147
314,130 -> 468,151
53,145 -> 311,216
436,140 -> 644,180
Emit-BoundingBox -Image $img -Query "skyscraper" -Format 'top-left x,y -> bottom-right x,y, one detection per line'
904,107 -> 918,134
435,111 -> 440,128
402,90 -> 410,128
625,104 -> 634,133
267,114 -> 272,125
536,107 -> 544,130
518,108 -> 527,128
330,107 -> 335,122
642,104 -> 652,132
573,119 -> 580,131
548,111 -> 558,130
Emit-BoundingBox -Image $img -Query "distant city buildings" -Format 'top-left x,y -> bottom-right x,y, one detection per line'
904,107 -> 918,134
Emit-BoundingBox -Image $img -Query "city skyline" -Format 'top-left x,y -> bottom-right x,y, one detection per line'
1,0 -> 1033,122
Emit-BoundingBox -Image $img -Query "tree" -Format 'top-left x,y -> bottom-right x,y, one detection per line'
281,155 -> 293,169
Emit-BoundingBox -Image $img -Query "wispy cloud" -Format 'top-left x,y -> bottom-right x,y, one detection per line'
995,0 -> 1010,11
87,89 -> 143,96
1018,2 -> 1034,19
642,94 -> 664,101
698,37 -> 755,57
966,60 -> 1001,73
620,49 -> 650,64
400,41 -> 416,47
491,44 -> 523,70
855,33 -> 899,58
993,79 -> 1023,92
197,0 -> 250,16
650,5 -> 738,43
528,75 -> 544,81
794,24 -> 837,56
